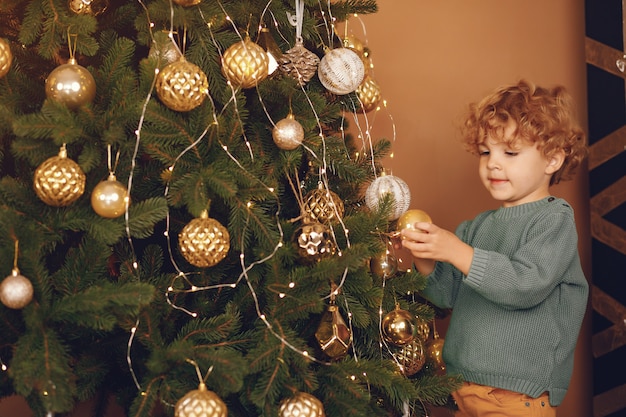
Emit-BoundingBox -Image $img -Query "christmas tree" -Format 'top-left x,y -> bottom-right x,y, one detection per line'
0,1 -> 461,416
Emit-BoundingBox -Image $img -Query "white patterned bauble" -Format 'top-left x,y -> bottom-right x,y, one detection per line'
365,174 -> 411,220
317,47 -> 364,95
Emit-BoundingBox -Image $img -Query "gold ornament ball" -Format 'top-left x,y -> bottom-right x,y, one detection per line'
425,338 -> 446,375
91,174 -> 129,218
414,316 -> 430,342
175,383 -> 227,417
0,270 -> 34,310
394,338 -> 426,376
68,0 -> 109,15
370,251 -> 397,279
295,222 -> 336,263
178,213 -> 230,268
34,148 -> 86,207
382,307 -> 416,346
222,37 -> 269,89
365,174 -> 411,221
0,38 -> 13,79
317,47 -> 364,95
156,58 -> 209,112
396,209 -> 432,238
45,58 -> 96,109
173,0 -> 201,6
356,74 -> 382,113
279,392 -> 326,417
272,114 -> 304,150
302,187 -> 344,224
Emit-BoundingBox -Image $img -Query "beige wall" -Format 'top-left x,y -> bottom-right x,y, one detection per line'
352,1 -> 592,416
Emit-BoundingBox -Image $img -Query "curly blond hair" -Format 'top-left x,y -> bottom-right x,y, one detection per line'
461,79 -> 587,185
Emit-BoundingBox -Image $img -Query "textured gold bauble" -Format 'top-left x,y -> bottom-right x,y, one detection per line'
156,58 -> 208,112
34,147 -> 86,207
425,337 -> 446,375
370,251 -> 397,280
365,174 -> 411,221
0,269 -> 34,310
414,316 -> 430,342
68,0 -> 109,15
317,47 -> 364,95
45,58 -> 96,109
172,0 -> 201,6
356,74 -> 382,113
302,187 -> 344,225
278,39 -> 320,86
393,338 -> 426,376
178,212 -> 230,268
295,222 -> 336,263
382,307 -> 416,346
272,113 -> 304,150
342,35 -> 365,57
396,209 -> 432,238
174,383 -> 227,417
0,38 -> 13,79
279,392 -> 326,417
221,37 -> 269,89
91,174 -> 129,218
315,304 -> 352,360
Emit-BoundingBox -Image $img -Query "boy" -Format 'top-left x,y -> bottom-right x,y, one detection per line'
400,80 -> 589,417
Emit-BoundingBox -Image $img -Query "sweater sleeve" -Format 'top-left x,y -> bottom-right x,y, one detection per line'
464,209 -> 581,310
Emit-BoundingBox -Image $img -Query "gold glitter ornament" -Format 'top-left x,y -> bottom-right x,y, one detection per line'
0,38 -> 13,79
295,222 -> 336,262
0,268 -> 34,310
34,146 -> 86,207
279,392 -> 326,417
221,37 -> 269,89
178,210 -> 230,268
393,338 -> 426,376
317,47 -> 364,95
272,113 -> 304,150
396,209 -> 432,238
278,39 -> 320,86
68,0 -> 109,15
315,300 -> 352,359
302,186 -> 344,225
370,251 -> 397,280
382,305 -> 416,346
156,57 -> 208,112
356,74 -> 382,113
91,173 -> 129,218
174,383 -> 227,417
45,58 -> 96,109
365,173 -> 411,221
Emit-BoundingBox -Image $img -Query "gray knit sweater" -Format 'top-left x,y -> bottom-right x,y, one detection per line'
422,196 -> 589,406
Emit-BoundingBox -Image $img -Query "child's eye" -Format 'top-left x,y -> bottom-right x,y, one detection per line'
505,151 -> 519,156
478,149 -> 489,156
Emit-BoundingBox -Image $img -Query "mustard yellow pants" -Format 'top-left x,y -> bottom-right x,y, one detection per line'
452,382 -> 556,417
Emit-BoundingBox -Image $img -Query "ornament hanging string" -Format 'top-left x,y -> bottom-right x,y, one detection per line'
66,27 -> 78,60
294,0 -> 304,42
106,144 -> 121,176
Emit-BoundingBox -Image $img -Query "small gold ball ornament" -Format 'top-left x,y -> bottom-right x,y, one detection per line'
382,306 -> 416,346
172,0 -> 201,6
91,173 -> 129,218
356,74 -> 382,113
272,113 -> 304,150
295,222 -> 336,263
221,37 -> 269,89
370,251 -> 397,280
174,383 -> 227,417
302,186 -> 344,225
317,47 -> 364,95
34,146 -> 86,207
156,57 -> 208,112
279,392 -> 326,417
178,211 -> 230,268
365,173 -> 411,221
68,0 -> 109,15
45,58 -> 96,109
425,337 -> 446,375
0,268 -> 34,309
0,38 -> 13,79
396,209 -> 432,238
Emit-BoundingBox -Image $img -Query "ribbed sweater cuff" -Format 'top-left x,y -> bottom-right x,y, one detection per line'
466,248 -> 490,288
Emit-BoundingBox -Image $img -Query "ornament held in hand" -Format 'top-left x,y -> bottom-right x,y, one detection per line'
396,209 -> 432,238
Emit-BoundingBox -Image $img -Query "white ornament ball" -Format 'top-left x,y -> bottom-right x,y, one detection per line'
91,174 -> 129,218
272,114 -> 304,150
365,174 -> 411,220
0,269 -> 34,309
317,47 -> 365,95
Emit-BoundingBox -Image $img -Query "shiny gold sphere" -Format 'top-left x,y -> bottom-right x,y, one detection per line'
34,149 -> 86,207
91,175 -> 129,218
172,0 -> 201,5
370,251 -> 397,279
396,209 -> 432,238
221,37 -> 269,89
0,38 -> 13,79
272,114 -> 304,150
425,338 -> 446,375
174,383 -> 227,417
382,307 -> 416,346
156,58 -> 209,112
279,392 -> 326,417
45,59 -> 96,109
178,214 -> 230,268
0,270 -> 34,309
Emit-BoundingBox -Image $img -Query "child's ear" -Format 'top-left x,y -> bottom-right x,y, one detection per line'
546,150 -> 566,175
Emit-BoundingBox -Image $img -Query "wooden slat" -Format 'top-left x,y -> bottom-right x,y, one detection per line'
585,37 -> 626,78
589,126 -> 626,170
591,286 -> 626,357
590,212 -> 626,255
594,384 -> 626,417
590,176 -> 626,216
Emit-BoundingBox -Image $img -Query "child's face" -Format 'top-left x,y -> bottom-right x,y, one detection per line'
477,124 -> 558,207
